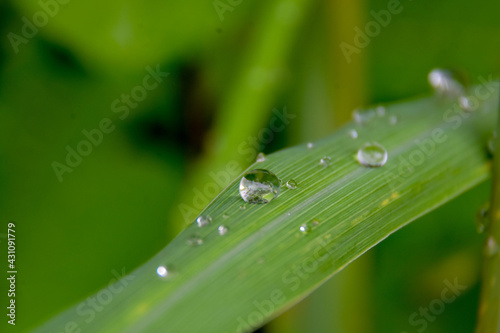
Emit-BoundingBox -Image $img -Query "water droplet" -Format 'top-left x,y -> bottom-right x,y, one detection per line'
349,129 -> 358,139
476,202 -> 490,234
389,116 -> 397,125
196,215 -> 212,228
428,68 -> 466,97
376,106 -> 386,117
156,265 -> 170,278
286,179 -> 298,190
299,224 -> 310,234
307,142 -> 314,149
484,236 -> 499,257
218,225 -> 229,236
256,152 -> 266,162
352,108 -> 376,125
187,235 -> 203,247
239,169 -> 281,204
320,156 -> 332,167
357,142 -> 388,168
488,132 -> 496,155
458,96 -> 478,112
299,218 -> 319,234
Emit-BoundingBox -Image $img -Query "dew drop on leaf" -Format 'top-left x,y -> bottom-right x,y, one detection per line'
320,156 -> 332,168
487,131 -> 496,155
218,225 -> 228,236
256,152 -> 266,162
484,236 -> 499,257
300,218 -> 319,234
376,106 -> 386,117
187,235 -> 203,247
156,265 -> 169,278
476,202 -> 490,234
239,169 -> 281,204
357,142 -> 388,168
349,129 -> 358,139
286,179 -> 298,190
307,142 -> 314,149
196,215 -> 212,228
428,68 -> 466,97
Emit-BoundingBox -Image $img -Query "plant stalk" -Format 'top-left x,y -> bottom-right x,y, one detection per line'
476,91 -> 500,333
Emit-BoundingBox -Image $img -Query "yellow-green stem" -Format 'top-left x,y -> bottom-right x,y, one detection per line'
476,94 -> 500,333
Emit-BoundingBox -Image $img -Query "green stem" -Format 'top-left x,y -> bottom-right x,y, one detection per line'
476,93 -> 500,333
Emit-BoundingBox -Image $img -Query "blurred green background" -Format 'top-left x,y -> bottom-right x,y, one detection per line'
0,0 -> 499,332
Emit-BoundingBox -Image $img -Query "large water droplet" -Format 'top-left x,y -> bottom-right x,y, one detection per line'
196,215 -> 212,228
256,152 -> 266,162
218,225 -> 229,236
349,129 -> 358,139
428,68 -> 466,97
187,235 -> 203,247
239,169 -> 281,204
286,179 -> 298,190
156,265 -> 170,278
299,219 -> 319,234
476,202 -> 490,234
357,142 -> 388,167
484,236 -> 499,257
320,156 -> 332,167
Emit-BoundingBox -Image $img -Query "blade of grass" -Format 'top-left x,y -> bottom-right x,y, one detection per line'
476,92 -> 500,332
33,83 -> 497,333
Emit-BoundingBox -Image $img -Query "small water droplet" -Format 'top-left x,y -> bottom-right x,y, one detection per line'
187,235 -> 203,247
488,132 -> 496,155
476,202 -> 490,234
458,96 -> 478,112
357,142 -> 388,168
349,129 -> 358,139
484,236 -> 499,257
352,108 -> 376,125
376,106 -> 386,117
239,169 -> 281,204
299,218 -> 319,234
299,224 -> 310,234
389,116 -> 397,125
320,156 -> 332,167
196,215 -> 212,228
428,68 -> 466,97
156,265 -> 169,278
307,142 -> 314,149
218,225 -> 229,236
286,179 -> 298,190
256,152 -> 266,162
